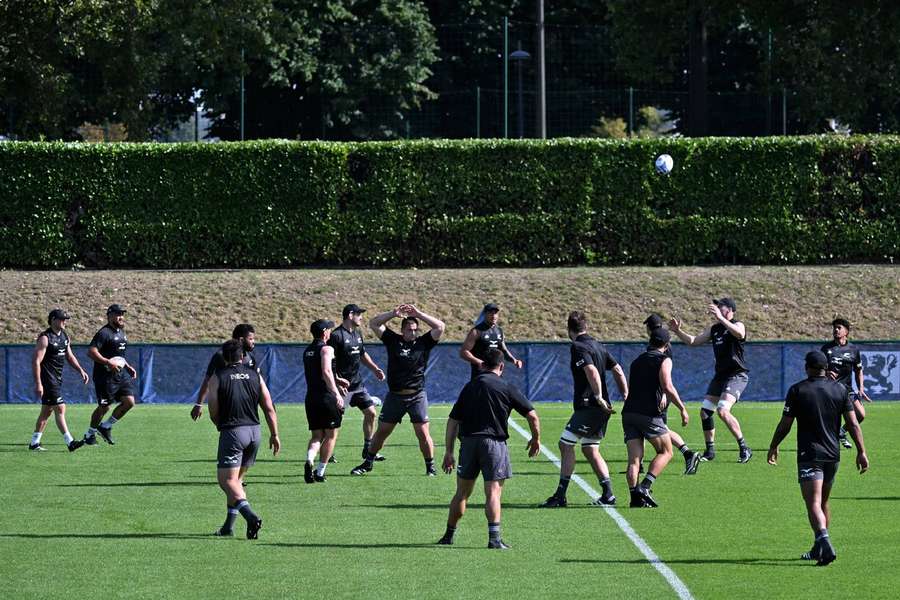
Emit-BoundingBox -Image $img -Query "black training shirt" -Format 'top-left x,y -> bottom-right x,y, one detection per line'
328,325 -> 367,386
38,328 -> 69,387
90,324 -> 130,381
449,372 -> 534,440
381,328 -> 438,393
782,376 -> 853,463
469,323 -> 506,379
570,334 -> 618,410
623,349 -> 668,417
215,363 -> 261,431
821,340 -> 861,392
711,321 -> 748,378
206,349 -> 257,378
303,340 -> 331,401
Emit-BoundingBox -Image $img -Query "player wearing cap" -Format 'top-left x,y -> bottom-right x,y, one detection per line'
460,303 -> 523,381
539,311 -> 627,508
622,328 -> 689,507
191,324 -> 260,421
303,319 -> 345,483
438,349 -> 541,549
351,304 -> 445,477
767,351 -> 868,566
28,309 -> 90,452
670,298 -> 752,463
206,339 -> 280,538
83,304 -> 138,446
821,318 -> 870,448
644,314 -> 701,475
328,304 -> 386,462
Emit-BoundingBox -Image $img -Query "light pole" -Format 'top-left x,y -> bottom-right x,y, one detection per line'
510,44 -> 531,139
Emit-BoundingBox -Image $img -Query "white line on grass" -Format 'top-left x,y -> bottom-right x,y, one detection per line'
508,416 -> 695,600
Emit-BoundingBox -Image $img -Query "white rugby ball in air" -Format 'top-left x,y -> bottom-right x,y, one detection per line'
655,153 -> 674,174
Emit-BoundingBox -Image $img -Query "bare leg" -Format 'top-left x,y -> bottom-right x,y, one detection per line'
800,479 -> 827,534
625,439 -> 644,488
33,405 -> 53,434
217,468 -> 245,505
52,404 -> 70,435
89,404 -> 110,429
111,395 -> 135,420
319,428 -> 340,463
558,442 -> 577,478
716,396 -> 744,441
645,433 -> 673,477
367,421 -> 397,455
412,422 -> 434,460
581,445 -> 610,480
447,477 -> 477,528
362,406 -> 377,440
484,479 -> 504,524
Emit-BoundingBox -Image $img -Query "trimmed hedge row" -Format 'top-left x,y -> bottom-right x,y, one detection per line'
0,137 -> 897,268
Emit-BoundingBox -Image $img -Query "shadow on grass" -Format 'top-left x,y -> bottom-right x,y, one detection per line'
57,481 -> 294,488
343,503 -> 599,510
0,532 -> 213,541
263,541 -> 438,550
832,496 -> 900,501
560,557 -> 805,567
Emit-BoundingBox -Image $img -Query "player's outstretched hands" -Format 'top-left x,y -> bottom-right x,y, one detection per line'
269,434 -> 281,456
767,447 -> 779,466
857,452 -> 869,473
442,452 -> 456,474
707,303 -> 723,319
190,404 -> 203,420
403,304 -> 421,317
526,437 -> 540,458
668,317 -> 681,331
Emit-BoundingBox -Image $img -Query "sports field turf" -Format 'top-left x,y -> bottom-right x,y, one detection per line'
2,402 -> 897,599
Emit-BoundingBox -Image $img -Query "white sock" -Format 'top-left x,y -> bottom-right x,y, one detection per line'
316,462 -> 327,476
86,427 -> 97,436
31,432 -> 42,445
102,416 -> 118,427
63,432 -> 74,445
306,448 -> 318,463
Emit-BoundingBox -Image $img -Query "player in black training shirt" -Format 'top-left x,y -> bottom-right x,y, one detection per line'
437,349 -> 540,549
191,324 -> 260,421
767,351 -> 868,566
821,318 -> 870,448
28,309 -> 90,452
460,302 -> 523,380
351,304 -> 445,477
622,328 -> 689,508
540,312 -> 627,508
206,340 -> 280,539
329,304 -> 386,461
303,319 -> 346,483
670,297 -> 752,463
83,304 -> 138,446
644,314 -> 701,475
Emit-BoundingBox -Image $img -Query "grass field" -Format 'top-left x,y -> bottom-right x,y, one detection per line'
1,265 -> 898,343
2,402 -> 897,600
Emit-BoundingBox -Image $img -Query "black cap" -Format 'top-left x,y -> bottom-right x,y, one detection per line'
483,302 -> 501,313
805,351 -> 828,370
342,304 -> 366,319
643,313 -> 664,329
310,319 -> 335,337
714,297 -> 737,312
48,309 -> 70,323
649,327 -> 671,346
106,304 -> 127,315
832,317 -> 851,330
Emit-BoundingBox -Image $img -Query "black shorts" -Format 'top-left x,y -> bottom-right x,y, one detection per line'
457,437 -> 512,481
305,394 -> 344,430
798,461 -> 839,485
217,425 -> 261,469
622,412 -> 669,442
40,381 -> 64,406
561,407 -> 610,445
346,385 -> 375,410
94,374 -> 136,405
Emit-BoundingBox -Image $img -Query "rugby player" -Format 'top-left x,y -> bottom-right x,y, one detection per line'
460,303 -> 523,380
438,349 -> 540,549
351,304 -> 445,477
644,314 -> 700,475
303,319 -> 345,483
83,304 -> 137,446
821,318 -> 870,448
29,309 -> 89,452
767,351 -> 868,566
206,340 -> 280,538
622,328 -> 687,507
191,324 -> 259,421
670,298 -> 752,463
539,311 -> 627,508
328,304 -> 387,461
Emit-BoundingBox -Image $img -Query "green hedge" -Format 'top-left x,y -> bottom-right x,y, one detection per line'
0,137 -> 897,268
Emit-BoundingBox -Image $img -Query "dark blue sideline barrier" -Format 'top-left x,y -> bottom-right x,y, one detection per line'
1,342 -> 898,404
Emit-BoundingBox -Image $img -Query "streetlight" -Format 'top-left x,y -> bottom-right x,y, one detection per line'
510,43 -> 531,139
